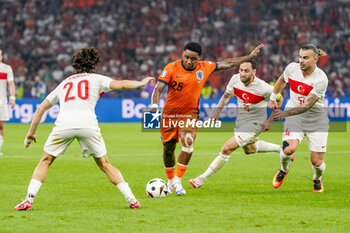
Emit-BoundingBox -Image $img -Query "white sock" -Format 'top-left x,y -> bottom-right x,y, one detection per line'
117,182 -> 136,203
0,135 -> 3,150
167,178 -> 174,185
280,150 -> 292,172
26,179 -> 42,201
255,141 -> 281,153
312,162 -> 326,180
174,176 -> 181,183
202,152 -> 230,179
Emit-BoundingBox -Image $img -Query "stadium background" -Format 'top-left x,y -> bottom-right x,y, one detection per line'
1,0 -> 350,123
1,0 -> 349,98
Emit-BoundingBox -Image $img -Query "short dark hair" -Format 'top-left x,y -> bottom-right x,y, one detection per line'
184,42 -> 202,56
301,43 -> 327,57
72,47 -> 100,73
247,59 -> 257,70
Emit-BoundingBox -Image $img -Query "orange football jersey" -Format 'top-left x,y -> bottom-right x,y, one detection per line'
158,60 -> 217,113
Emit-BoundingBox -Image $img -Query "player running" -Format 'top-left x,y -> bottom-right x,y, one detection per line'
189,60 -> 284,188
151,42 -> 264,195
0,49 -> 16,156
14,47 -> 154,210
269,44 -> 329,192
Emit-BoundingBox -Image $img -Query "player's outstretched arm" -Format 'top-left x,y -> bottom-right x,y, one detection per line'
211,92 -> 232,120
109,77 -> 155,90
273,93 -> 319,121
268,75 -> 287,110
24,99 -> 53,148
215,43 -> 264,71
150,82 -> 166,111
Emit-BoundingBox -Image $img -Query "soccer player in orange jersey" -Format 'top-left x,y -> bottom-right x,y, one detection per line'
151,42 -> 264,195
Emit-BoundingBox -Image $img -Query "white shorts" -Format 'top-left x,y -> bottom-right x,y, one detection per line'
44,128 -> 107,158
0,104 -> 9,121
234,122 -> 261,147
283,116 -> 328,152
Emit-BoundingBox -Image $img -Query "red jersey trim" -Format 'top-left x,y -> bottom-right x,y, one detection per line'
233,88 -> 265,104
289,78 -> 313,96
0,72 -> 7,80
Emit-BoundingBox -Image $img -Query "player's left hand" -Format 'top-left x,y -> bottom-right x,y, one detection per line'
250,43 -> 265,58
273,109 -> 285,121
9,99 -> 15,108
24,134 -> 37,148
261,120 -> 272,132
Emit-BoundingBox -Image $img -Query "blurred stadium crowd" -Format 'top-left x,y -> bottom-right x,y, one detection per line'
1,0 -> 349,98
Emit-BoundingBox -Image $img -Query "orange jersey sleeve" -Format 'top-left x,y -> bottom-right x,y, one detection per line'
159,60 -> 217,112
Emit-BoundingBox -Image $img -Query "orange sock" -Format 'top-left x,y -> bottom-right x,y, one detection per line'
165,167 -> 175,180
176,163 -> 188,178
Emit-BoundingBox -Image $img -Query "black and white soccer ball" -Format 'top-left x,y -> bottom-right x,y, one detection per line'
146,178 -> 168,198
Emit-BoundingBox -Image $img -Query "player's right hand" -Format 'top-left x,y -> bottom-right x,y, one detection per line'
9,99 -> 16,108
24,135 -> 37,148
268,100 -> 278,110
141,77 -> 155,86
250,43 -> 265,58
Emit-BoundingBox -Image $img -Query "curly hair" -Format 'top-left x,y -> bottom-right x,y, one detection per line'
72,47 -> 100,73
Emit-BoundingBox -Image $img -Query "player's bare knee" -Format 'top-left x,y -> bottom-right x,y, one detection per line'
182,133 -> 194,147
282,141 -> 295,155
95,156 -> 110,171
163,140 -> 176,157
221,145 -> 232,155
163,146 -> 175,158
40,155 -> 55,166
311,157 -> 324,167
243,148 -> 255,155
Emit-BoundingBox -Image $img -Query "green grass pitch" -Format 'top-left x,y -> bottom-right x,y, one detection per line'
0,123 -> 349,233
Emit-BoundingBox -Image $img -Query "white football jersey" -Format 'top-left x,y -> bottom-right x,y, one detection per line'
0,62 -> 14,105
46,73 -> 112,130
226,74 -> 273,126
283,62 -> 329,122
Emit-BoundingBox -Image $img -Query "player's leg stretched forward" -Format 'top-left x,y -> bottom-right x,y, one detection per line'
173,131 -> 195,195
272,139 -> 298,188
163,139 -> 177,194
164,131 -> 196,196
14,152 -> 56,210
310,151 -> 325,192
94,155 -> 141,208
190,137 -> 281,188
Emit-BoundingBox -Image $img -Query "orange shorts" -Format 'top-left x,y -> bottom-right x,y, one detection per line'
160,114 -> 198,144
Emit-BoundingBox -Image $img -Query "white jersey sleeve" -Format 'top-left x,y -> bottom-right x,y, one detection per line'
6,65 -> 14,82
310,73 -> 328,98
45,86 -> 59,105
225,74 -> 239,95
98,75 -> 113,93
282,62 -> 299,83
262,81 -> 274,98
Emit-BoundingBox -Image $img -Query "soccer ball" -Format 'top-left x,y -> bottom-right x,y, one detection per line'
146,178 -> 168,198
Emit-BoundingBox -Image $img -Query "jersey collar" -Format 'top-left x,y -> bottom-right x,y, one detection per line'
181,61 -> 196,71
